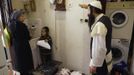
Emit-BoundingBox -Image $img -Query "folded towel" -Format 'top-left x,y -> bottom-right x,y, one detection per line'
37,40 -> 51,49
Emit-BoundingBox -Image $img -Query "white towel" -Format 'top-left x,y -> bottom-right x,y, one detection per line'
37,40 -> 51,49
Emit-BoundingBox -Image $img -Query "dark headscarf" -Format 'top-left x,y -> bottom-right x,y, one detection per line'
10,9 -> 25,21
9,9 -> 25,37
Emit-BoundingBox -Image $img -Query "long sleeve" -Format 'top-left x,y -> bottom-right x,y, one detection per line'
90,35 -> 107,67
90,22 -> 107,67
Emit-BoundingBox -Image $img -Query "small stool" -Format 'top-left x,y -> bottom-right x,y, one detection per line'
41,60 -> 62,75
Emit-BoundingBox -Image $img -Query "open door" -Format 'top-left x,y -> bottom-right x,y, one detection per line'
0,10 -> 9,75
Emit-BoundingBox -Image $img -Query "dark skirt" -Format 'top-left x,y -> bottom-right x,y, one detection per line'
12,40 -> 34,72
95,60 -> 108,75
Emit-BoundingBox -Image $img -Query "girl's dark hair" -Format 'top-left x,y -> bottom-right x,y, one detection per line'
39,26 -> 49,40
42,26 -> 49,33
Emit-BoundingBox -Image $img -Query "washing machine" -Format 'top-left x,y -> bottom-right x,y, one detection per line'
106,1 -> 134,39
111,39 -> 130,65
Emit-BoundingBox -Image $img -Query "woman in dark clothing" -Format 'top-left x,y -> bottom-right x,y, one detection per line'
9,9 -> 33,75
38,26 -> 53,65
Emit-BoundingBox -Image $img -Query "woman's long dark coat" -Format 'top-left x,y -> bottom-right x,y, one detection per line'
10,21 -> 33,72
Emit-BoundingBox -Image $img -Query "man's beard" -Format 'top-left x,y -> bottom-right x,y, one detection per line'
88,13 -> 95,30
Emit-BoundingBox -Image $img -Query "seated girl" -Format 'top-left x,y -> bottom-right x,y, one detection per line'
37,26 -> 53,65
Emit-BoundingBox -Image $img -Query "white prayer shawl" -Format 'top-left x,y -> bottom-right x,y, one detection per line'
90,22 -> 107,67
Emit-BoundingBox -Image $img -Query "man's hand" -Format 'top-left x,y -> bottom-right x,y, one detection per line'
89,66 -> 97,74
79,4 -> 89,9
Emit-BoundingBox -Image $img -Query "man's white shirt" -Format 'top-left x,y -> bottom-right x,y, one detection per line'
89,14 -> 108,67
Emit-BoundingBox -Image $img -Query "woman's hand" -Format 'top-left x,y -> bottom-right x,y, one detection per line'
89,66 -> 97,74
79,4 -> 89,9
